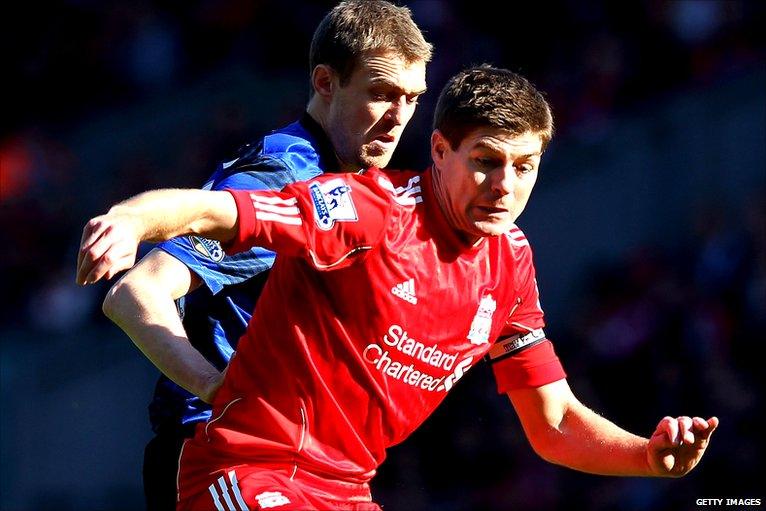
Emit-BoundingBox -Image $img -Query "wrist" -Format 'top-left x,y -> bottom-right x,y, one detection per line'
199,370 -> 224,404
108,204 -> 148,241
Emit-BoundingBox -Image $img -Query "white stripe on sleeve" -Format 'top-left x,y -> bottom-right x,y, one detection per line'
228,470 -> 250,511
253,202 -> 300,215
250,194 -> 297,206
254,211 -> 303,225
208,483 -> 226,511
217,476 -> 237,510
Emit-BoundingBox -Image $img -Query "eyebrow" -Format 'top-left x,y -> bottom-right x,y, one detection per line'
473,141 -> 541,158
369,78 -> 427,96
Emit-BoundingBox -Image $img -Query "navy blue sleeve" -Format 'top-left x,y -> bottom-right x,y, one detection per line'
157,158 -> 295,294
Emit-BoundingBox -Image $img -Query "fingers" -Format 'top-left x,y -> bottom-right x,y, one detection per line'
77,217 -> 109,284
677,416 -> 694,444
86,250 -> 128,284
656,415 -> 719,447
648,417 -> 677,474
81,231 -> 115,281
86,240 -> 136,284
655,415 -> 717,446
695,416 -> 719,442
76,217 -> 138,285
656,416 -> 678,446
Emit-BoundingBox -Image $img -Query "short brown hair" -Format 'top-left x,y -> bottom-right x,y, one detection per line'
433,65 -> 554,150
310,1 -> 432,86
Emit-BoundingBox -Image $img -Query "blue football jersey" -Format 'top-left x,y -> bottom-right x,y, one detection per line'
149,114 -> 339,432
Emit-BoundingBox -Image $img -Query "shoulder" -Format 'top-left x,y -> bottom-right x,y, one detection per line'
210,156 -> 292,191
259,121 -> 323,178
210,121 -> 324,191
503,224 -> 531,250
499,224 -> 538,280
498,224 -> 536,267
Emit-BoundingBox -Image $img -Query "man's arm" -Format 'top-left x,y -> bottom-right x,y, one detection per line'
78,174 -> 393,286
509,379 -> 718,477
76,189 -> 237,285
101,249 -> 224,403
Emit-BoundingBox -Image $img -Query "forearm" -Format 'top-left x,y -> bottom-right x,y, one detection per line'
534,399 -> 652,476
103,260 -> 221,402
510,380 -> 654,477
110,189 -> 238,243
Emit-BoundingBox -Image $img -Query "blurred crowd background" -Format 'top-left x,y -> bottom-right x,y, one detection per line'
2,1 -> 764,510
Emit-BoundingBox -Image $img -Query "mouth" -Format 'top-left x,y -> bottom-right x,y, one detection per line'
371,133 -> 396,145
476,205 -> 508,215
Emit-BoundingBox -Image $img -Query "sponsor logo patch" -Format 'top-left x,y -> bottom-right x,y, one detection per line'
361,324 -> 474,393
309,178 -> 358,231
190,236 -> 225,262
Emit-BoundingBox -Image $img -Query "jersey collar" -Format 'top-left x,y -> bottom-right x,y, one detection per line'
300,112 -> 340,174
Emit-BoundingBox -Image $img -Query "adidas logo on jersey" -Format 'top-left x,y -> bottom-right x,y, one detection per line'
391,278 -> 417,304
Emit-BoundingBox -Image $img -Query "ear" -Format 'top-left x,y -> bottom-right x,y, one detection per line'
311,64 -> 335,100
431,130 -> 450,166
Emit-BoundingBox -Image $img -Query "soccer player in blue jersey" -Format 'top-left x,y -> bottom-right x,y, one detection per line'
99,2 -> 431,508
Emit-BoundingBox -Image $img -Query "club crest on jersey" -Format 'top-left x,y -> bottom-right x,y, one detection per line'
309,178 -> 358,231
467,294 -> 497,345
189,236 -> 225,262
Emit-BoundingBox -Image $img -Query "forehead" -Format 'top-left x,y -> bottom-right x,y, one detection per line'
460,128 -> 543,157
351,51 -> 427,93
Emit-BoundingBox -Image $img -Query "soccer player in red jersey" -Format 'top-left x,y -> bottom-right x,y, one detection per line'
97,3 -> 431,508
77,66 -> 718,511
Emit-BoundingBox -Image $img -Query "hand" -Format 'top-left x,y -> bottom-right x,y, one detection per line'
647,415 -> 719,477
76,211 -> 142,285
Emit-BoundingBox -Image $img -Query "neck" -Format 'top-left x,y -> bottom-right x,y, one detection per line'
305,95 -> 326,130
306,98 -> 357,173
430,165 -> 481,247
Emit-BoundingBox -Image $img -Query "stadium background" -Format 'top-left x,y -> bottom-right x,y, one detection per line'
1,1 -> 764,509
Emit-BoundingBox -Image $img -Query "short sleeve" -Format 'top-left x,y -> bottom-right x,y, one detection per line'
501,241 -> 545,336
487,233 -> 565,392
227,173 -> 392,270
489,340 -> 566,392
156,159 -> 292,294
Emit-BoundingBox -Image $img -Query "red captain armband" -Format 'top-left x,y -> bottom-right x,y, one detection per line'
488,337 -> 567,393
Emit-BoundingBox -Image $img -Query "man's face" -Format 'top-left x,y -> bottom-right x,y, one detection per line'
431,127 -> 544,242
326,51 -> 427,170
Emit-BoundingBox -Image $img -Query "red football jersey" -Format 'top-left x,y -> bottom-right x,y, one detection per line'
178,167 -> 566,500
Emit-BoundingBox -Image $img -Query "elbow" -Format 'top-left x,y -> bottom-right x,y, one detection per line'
528,434 -> 558,465
102,250 -> 192,326
102,275 -> 138,324
524,425 -> 568,466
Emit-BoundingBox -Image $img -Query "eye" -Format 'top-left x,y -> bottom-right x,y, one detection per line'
474,157 -> 498,169
405,94 -> 419,106
516,163 -> 535,174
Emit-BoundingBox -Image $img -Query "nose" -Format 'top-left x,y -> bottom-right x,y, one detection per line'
490,163 -> 516,197
384,97 -> 410,126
